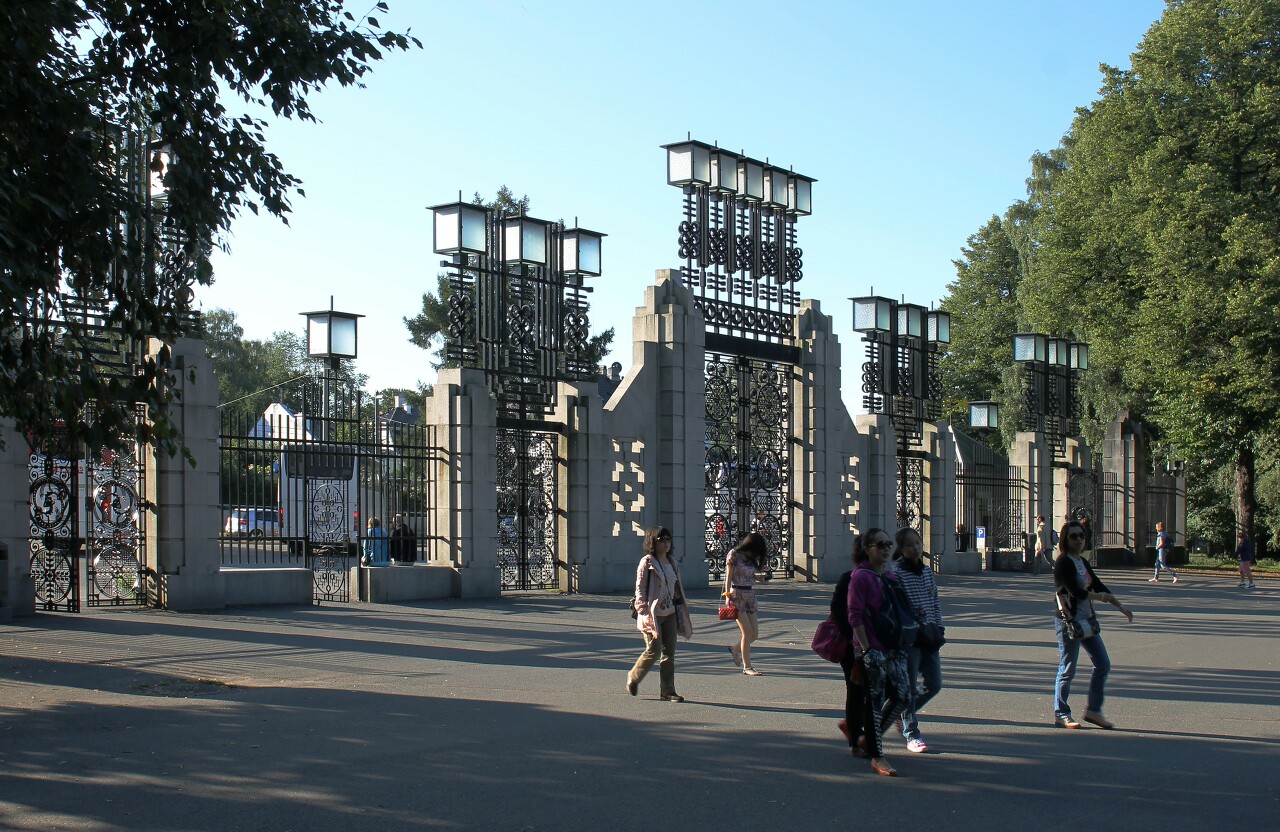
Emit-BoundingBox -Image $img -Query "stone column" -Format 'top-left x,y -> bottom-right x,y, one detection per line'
1009,431 -> 1051,571
148,337 -> 226,610
854,414 -> 898,533
923,422 -> 957,568
0,425 -> 32,617
560,380 -> 612,593
1102,411 -> 1146,559
423,368 -> 500,598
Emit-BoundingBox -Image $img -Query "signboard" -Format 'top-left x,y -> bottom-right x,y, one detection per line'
975,526 -> 987,551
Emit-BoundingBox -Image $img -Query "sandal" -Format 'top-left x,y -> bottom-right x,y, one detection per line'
742,667 -> 762,676
853,736 -> 870,758
870,757 -> 898,777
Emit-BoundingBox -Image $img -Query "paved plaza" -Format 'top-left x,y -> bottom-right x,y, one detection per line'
1,571 -> 1277,831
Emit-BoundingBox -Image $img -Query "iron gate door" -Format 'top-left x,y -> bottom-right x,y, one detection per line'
896,456 -> 925,534
704,352 -> 792,580
496,426 -> 559,591
955,465 -> 1027,552
29,411 -> 148,613
1067,466 -> 1100,525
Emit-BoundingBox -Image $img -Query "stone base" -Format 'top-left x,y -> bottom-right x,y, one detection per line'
454,565 -> 501,599
223,568 -> 310,607
1094,548 -> 1139,569
358,564 -> 455,602
989,550 -> 1030,572
945,551 -> 983,575
152,569 -> 227,611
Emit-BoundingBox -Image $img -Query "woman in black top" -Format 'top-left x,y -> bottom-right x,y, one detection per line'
832,533 -> 877,758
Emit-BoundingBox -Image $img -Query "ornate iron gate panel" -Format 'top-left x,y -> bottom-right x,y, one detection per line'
1067,466 -> 1100,525
955,465 -> 1027,551
29,407 -> 148,613
496,427 -> 560,591
896,456 -> 925,534
704,353 -> 792,580
219,379 -> 444,604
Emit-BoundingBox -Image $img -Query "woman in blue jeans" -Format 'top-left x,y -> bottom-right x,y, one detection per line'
890,526 -> 942,753
1053,519 -> 1133,729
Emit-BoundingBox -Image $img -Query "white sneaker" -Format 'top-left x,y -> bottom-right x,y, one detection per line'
1238,582 -> 1247,587
1248,583 -> 1258,589
1172,575 -> 1178,584
1148,578 -> 1159,582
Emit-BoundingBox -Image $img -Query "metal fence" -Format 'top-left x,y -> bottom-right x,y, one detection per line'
955,465 -> 1027,552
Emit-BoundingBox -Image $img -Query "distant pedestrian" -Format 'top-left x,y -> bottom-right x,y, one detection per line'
1080,516 -> 1094,554
1053,519 -> 1133,730
1035,515 -> 1051,566
955,522 -> 969,552
390,513 -> 417,564
362,517 -> 390,566
1150,521 -> 1178,583
626,526 -> 693,701
889,526 -> 944,754
723,531 -> 768,675
1235,531 -> 1257,589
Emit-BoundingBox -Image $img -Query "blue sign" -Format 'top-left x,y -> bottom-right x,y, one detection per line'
975,526 -> 987,549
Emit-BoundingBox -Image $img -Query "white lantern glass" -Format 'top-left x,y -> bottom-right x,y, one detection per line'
562,228 -> 604,276
666,142 -> 711,186
764,167 -> 789,208
852,297 -> 892,333
1014,333 -> 1047,363
927,310 -> 951,344
502,217 -> 548,265
330,316 -> 358,358
899,304 -> 924,338
788,176 -> 813,215
307,315 -> 330,358
711,150 -> 738,193
1070,342 -> 1089,370
737,158 -> 764,200
433,203 -> 487,255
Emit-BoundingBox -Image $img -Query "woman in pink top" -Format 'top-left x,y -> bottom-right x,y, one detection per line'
723,532 -> 769,675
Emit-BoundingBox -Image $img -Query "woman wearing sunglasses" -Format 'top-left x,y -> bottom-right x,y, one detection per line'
723,531 -> 769,675
1053,519 -> 1134,729
627,526 -> 693,702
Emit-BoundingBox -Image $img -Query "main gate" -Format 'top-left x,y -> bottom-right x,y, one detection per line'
1067,465 -> 1101,528
704,352 -> 792,579
29,407 -> 149,613
496,426 -> 560,590
219,379 -> 444,603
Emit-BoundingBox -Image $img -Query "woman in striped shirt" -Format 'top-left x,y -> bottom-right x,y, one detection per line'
889,526 -> 943,754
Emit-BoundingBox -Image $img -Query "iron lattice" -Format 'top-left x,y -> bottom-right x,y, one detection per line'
496,428 -> 559,591
896,456 -> 925,535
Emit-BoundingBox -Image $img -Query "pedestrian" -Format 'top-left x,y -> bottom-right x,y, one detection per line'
723,531 -> 768,675
361,517 -> 390,566
626,526 -> 693,702
390,513 -> 417,564
1149,521 -> 1178,583
1053,519 -> 1134,730
889,526 -> 944,754
833,534 -> 875,757
1235,530 -> 1257,589
1079,516 -> 1094,554
955,522 -> 969,552
1035,515 -> 1050,566
848,527 -> 911,777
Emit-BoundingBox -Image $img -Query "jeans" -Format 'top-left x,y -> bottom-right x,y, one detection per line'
863,649 -> 909,758
900,645 -> 943,740
1154,550 -> 1177,578
1054,618 -> 1111,718
629,613 -> 678,696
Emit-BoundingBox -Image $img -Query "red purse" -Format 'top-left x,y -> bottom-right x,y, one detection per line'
718,601 -> 738,620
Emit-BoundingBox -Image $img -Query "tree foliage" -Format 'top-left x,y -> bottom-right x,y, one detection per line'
1,1 -> 419,455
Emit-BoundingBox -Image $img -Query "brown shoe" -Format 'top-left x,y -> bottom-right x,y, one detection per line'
1083,711 -> 1114,729
660,693 -> 685,702
870,757 -> 898,777
1054,716 -> 1081,729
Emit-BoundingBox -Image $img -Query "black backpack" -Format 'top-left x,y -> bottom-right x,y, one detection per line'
871,574 -> 919,650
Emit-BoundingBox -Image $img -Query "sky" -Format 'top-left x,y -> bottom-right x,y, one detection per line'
202,0 -> 1170,415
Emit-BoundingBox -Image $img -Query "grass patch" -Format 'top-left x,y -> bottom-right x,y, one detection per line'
1186,554 -> 1279,573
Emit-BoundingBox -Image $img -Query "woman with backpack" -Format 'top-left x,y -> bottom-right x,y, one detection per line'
848,527 -> 911,776
889,526 -> 944,754
1053,519 -> 1133,729
723,532 -> 769,675
832,534 -> 876,758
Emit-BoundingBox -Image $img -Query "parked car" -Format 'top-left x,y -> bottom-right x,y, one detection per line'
223,507 -> 282,538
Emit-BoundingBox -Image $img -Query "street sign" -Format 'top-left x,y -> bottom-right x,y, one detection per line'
976,526 -> 987,550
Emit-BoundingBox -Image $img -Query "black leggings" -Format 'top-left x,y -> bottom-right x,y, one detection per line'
839,654 -> 876,752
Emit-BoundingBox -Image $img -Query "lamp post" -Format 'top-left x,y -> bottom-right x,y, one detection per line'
300,298 -> 363,439
851,293 -> 950,531
968,400 -> 1000,440
1013,331 -> 1088,460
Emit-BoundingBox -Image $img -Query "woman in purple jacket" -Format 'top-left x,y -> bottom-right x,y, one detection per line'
848,527 -> 911,776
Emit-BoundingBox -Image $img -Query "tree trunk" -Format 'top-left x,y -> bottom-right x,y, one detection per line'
1234,440 -> 1255,544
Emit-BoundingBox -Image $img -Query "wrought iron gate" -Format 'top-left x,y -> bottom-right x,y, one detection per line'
219,379 -> 443,603
29,408 -> 149,613
1067,466 -> 1101,525
955,465 -> 1027,551
496,427 -> 560,590
704,352 -> 792,580
896,456 -> 925,534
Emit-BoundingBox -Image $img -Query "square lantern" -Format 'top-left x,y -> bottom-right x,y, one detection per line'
431,201 -> 487,255
763,166 -> 790,208
302,305 -> 363,361
663,140 -> 713,187
1048,337 -> 1070,367
927,310 -> 951,344
148,144 -> 172,200
736,156 -> 764,201
710,148 -> 739,194
1069,341 -> 1089,371
501,215 -> 550,266
897,303 -> 925,339
561,227 -> 605,276
969,400 -> 999,430
851,295 -> 894,334
1014,332 -> 1047,363
787,173 -> 814,216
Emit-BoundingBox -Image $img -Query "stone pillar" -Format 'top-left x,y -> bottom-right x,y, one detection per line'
854,414 -> 898,533
1103,411 -> 1146,556
423,368 -> 500,598
923,422 -> 957,568
148,337 -> 227,610
560,380 -> 612,593
793,300 -> 856,582
0,426 -> 33,617
1010,431 -> 1051,570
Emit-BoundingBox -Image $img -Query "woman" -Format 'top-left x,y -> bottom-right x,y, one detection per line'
627,526 -> 693,702
848,527 -> 911,776
833,534 -> 876,758
1236,531 -> 1257,589
724,532 -> 769,675
1053,519 -> 1134,729
889,526 -> 943,753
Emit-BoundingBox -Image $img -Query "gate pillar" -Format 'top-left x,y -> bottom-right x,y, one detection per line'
0,429 -> 34,616
149,337 -> 226,610
424,367 -> 501,598
854,414 -> 898,533
1010,431 -> 1053,568
922,422 -> 958,567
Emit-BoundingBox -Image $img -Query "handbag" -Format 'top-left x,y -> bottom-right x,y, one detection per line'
811,616 -> 847,663
718,601 -> 738,620
915,622 -> 946,651
626,597 -> 637,620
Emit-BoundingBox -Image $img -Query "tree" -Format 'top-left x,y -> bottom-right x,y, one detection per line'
1,1 -> 419,455
1022,0 -> 1280,541
406,187 -> 616,371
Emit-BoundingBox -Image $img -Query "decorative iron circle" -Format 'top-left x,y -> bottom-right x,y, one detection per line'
30,476 -> 72,533
91,544 -> 140,600
92,480 -> 139,532
564,309 -> 589,355
708,228 -> 729,265
447,292 -> 476,342
761,242 -> 778,277
784,246 -> 803,284
507,303 -> 535,348
678,220 -> 699,260
30,543 -> 73,606
308,484 -> 348,541
735,236 -> 753,272
311,548 -> 347,596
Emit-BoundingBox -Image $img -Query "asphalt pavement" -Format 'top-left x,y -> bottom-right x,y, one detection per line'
1,570 -> 1277,831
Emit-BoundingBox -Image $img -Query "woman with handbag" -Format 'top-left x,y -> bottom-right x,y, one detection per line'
1053,519 -> 1133,729
848,527 -> 911,776
889,526 -> 944,754
723,532 -> 769,676
833,534 -> 876,758
626,526 -> 693,702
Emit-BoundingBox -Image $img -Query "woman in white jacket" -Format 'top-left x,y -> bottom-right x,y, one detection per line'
626,526 -> 693,701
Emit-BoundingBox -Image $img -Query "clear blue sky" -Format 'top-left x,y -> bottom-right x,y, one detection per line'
203,0 -> 1169,413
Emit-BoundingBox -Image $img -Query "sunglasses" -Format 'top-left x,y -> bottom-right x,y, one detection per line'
868,540 -> 893,550
1067,532 -> 1085,540
657,534 -> 672,542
